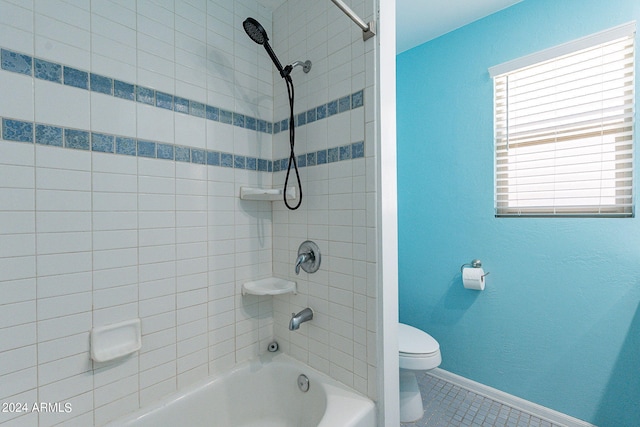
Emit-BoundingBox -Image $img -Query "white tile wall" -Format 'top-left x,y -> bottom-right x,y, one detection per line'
0,0 -> 378,425
0,1 -> 34,55
270,0 -> 378,399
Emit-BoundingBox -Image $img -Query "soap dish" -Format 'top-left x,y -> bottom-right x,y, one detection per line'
90,318 -> 142,363
242,277 -> 297,296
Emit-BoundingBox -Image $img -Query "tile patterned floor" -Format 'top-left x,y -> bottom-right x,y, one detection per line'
401,372 -> 565,427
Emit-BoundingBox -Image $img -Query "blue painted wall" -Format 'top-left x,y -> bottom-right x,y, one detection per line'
397,1 -> 640,425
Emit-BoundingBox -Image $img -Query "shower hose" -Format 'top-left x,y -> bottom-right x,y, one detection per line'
283,75 -> 302,210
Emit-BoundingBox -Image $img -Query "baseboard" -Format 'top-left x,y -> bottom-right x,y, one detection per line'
427,368 -> 595,427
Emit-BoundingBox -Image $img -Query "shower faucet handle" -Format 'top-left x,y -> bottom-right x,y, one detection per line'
295,241 -> 321,275
295,252 -> 310,275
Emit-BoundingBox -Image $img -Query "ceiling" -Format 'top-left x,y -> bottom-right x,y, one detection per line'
256,0 -> 523,54
396,0 -> 522,53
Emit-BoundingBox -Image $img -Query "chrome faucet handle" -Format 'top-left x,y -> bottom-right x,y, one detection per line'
295,253 -> 310,275
295,241 -> 321,275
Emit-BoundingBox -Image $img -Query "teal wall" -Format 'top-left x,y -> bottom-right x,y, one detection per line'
397,1 -> 640,425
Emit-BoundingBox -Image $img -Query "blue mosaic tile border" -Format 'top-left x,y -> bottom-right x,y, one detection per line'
0,48 -> 364,136
1,117 -> 365,171
273,141 -> 364,172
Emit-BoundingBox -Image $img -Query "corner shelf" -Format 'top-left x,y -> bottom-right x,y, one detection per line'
242,277 -> 297,296
240,186 -> 296,201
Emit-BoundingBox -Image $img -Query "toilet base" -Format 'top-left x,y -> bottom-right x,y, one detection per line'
399,370 -> 423,422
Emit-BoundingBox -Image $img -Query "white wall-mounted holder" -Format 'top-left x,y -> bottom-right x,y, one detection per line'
242,277 -> 297,296
240,186 -> 296,201
90,318 -> 142,363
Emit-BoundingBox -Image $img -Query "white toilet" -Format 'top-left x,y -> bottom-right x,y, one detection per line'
399,323 -> 442,422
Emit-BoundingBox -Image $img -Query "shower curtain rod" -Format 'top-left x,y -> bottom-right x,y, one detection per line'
330,0 -> 376,40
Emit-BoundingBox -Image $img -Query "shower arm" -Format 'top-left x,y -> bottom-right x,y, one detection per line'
264,47 -> 311,77
290,60 -> 312,74
330,0 -> 376,41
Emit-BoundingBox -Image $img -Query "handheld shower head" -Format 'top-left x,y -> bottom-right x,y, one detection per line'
243,17 -> 267,45
242,17 -> 305,210
243,17 -> 289,78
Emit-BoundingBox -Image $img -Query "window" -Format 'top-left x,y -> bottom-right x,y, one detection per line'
489,23 -> 636,217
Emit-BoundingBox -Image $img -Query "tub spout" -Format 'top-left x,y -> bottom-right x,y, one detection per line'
289,308 -> 313,330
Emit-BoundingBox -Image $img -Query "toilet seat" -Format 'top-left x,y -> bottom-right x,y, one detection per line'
399,323 -> 441,370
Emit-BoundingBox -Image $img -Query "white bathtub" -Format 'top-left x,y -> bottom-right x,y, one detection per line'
107,353 -> 376,427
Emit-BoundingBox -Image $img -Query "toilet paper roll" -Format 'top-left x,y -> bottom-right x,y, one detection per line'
462,267 -> 486,290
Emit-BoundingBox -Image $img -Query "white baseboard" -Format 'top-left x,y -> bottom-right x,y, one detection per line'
427,368 -> 595,427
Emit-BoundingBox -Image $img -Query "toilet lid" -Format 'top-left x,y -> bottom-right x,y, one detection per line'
399,323 -> 439,354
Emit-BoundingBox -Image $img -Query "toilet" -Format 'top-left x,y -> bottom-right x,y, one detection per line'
399,323 -> 441,422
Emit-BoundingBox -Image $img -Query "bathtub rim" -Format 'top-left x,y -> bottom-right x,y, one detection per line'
105,351 -> 375,427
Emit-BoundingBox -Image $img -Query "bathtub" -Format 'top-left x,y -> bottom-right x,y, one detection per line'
107,352 -> 376,427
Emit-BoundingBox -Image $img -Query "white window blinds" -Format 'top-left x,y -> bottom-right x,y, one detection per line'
491,23 -> 636,217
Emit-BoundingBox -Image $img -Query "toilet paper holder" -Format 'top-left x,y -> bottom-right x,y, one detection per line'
460,259 -> 490,278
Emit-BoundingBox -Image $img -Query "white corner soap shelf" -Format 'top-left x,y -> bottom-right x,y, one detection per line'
242,277 -> 297,296
90,318 -> 142,363
240,186 -> 296,201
